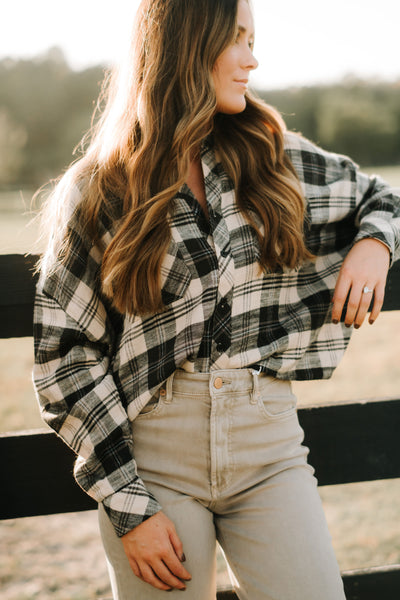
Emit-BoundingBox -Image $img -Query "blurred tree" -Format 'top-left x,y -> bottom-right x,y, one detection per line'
0,108 -> 27,185
262,86 -> 321,142
0,49 -> 104,189
260,80 -> 400,166
315,83 -> 399,165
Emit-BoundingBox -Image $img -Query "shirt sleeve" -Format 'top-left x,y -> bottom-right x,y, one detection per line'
352,171 -> 400,265
284,132 -> 400,265
33,211 -> 162,538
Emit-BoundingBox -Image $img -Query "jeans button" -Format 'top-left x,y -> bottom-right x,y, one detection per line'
214,377 -> 223,389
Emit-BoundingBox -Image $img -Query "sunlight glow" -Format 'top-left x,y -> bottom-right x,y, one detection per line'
1,0 -> 399,89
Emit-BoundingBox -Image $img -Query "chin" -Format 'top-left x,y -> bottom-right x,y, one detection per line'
218,98 -> 247,115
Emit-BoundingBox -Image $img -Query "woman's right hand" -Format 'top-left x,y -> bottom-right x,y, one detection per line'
121,511 -> 192,591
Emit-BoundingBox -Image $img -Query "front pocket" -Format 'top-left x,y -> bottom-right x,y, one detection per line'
138,395 -> 159,414
256,379 -> 297,421
135,391 -> 165,420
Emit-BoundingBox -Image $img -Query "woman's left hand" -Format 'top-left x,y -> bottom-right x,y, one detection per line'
331,238 -> 390,328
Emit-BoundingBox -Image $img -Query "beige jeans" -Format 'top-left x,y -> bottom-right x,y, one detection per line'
99,369 -> 346,600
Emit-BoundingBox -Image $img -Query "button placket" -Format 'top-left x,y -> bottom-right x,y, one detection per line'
213,295 -> 232,356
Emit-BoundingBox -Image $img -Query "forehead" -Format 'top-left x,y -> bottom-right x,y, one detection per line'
236,0 -> 255,34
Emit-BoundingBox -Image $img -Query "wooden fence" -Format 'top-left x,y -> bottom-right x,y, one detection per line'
1,253 -> 400,599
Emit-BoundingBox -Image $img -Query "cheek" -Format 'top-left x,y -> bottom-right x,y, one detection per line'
212,67 -> 225,106
213,48 -> 236,84
212,62 -> 223,88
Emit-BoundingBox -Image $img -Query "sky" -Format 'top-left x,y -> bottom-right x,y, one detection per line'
1,0 -> 399,90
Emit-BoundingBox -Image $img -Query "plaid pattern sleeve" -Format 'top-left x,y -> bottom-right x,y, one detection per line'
353,173 -> 400,264
33,217 -> 162,537
284,133 -> 400,263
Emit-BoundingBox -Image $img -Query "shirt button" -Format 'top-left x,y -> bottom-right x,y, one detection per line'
216,342 -> 225,352
219,299 -> 229,312
214,377 -> 223,389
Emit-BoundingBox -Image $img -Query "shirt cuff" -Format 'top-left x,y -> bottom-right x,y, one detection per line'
102,478 -> 162,537
354,218 -> 398,266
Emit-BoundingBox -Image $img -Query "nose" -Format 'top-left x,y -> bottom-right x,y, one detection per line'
243,47 -> 258,71
249,52 -> 258,71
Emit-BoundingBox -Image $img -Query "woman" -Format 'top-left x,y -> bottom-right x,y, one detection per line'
33,0 -> 400,598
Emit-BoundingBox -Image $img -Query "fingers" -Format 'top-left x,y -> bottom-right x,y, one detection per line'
127,557 -> 178,593
369,281 -> 385,324
121,511 -> 192,591
331,272 -> 351,325
353,286 -> 374,328
331,238 -> 390,329
163,549 -> 191,584
136,563 -> 172,591
332,283 -> 378,328
138,560 -> 188,591
135,550 -> 191,591
332,283 -> 385,328
169,524 -> 185,562
346,283 -> 374,328
128,557 -> 141,579
352,286 -> 374,328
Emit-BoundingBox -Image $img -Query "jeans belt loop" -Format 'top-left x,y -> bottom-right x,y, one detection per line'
164,371 -> 175,404
250,367 -> 261,405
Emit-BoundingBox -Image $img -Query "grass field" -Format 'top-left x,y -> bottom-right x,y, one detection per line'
1,168 -> 400,598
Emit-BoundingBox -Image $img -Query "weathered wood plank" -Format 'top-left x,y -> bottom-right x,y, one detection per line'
216,590 -> 239,599
1,398 -> 399,520
342,564 -> 400,599
299,398 -> 400,485
0,254 -> 39,338
382,260 -> 400,311
215,565 -> 400,600
0,429 -> 96,519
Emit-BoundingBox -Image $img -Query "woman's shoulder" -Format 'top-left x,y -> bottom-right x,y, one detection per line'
283,131 -> 358,185
283,130 -> 347,161
39,168 -> 124,289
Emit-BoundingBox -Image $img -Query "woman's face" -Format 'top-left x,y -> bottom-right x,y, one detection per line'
212,0 -> 258,114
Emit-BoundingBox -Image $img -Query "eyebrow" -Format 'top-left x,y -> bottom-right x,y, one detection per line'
238,25 -> 255,37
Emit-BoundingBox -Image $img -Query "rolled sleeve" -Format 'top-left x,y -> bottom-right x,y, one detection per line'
33,238 -> 160,536
353,173 -> 400,265
102,481 -> 162,537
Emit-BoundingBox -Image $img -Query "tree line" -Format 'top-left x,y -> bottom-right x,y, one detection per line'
0,48 -> 399,190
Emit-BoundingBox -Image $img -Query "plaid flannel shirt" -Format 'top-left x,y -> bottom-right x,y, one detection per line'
33,132 -> 400,536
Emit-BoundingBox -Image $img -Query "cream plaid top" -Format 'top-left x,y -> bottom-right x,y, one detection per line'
33,132 -> 400,536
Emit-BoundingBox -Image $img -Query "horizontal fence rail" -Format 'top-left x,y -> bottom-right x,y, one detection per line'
217,565 -> 400,600
1,397 -> 400,520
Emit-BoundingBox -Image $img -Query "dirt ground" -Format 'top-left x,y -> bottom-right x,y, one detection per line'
1,478 -> 400,599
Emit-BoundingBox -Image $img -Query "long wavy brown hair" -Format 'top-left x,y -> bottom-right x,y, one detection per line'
39,0 -> 313,315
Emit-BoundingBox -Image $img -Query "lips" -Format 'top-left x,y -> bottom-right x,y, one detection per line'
234,79 -> 248,90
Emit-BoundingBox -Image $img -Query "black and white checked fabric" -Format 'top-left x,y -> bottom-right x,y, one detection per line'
33,132 -> 400,536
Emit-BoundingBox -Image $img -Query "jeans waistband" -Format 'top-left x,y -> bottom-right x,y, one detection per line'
160,368 -> 292,404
